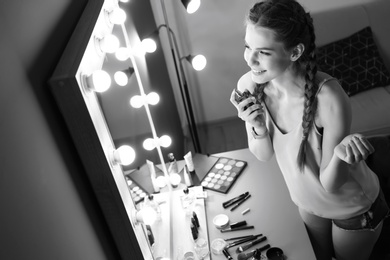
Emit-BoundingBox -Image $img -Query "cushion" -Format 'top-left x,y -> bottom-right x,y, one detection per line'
350,87 -> 390,135
316,27 -> 390,96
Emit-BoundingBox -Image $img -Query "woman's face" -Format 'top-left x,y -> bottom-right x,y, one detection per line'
244,24 -> 293,84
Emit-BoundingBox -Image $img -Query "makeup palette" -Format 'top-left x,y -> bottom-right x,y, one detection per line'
200,157 -> 247,194
125,175 -> 149,204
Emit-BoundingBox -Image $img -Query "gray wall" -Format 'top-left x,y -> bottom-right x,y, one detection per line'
0,1 -> 119,259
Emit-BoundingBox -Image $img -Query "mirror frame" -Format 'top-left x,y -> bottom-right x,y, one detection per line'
49,0 -> 152,259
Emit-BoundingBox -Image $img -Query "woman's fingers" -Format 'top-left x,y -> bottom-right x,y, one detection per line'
348,139 -> 362,162
344,144 -> 354,164
359,136 -> 375,154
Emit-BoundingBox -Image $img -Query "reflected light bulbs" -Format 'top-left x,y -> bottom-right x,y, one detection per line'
141,38 -> 157,53
146,92 -> 160,105
97,34 -> 120,53
130,92 -> 159,108
115,47 -> 129,61
191,54 -> 207,71
85,70 -> 111,92
159,135 -> 172,148
130,95 -> 144,108
143,135 -> 172,151
107,8 -> 126,24
186,0 -> 201,14
113,145 -> 135,166
135,207 -> 157,225
143,138 -> 155,151
170,173 -> 181,187
114,71 -> 128,86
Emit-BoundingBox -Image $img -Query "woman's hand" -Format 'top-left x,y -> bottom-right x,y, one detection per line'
230,89 -> 265,129
334,134 -> 375,164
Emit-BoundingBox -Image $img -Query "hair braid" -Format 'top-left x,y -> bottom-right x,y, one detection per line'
297,13 -> 318,171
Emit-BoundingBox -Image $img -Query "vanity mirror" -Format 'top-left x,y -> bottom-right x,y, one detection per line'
49,0 -> 210,258
48,0 -> 179,258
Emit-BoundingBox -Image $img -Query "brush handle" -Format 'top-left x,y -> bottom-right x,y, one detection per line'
237,236 -> 267,252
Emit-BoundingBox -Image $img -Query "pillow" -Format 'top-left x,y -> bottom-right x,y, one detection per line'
316,27 -> 390,96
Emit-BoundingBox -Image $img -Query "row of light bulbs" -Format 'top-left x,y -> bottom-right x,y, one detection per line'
85,0 -> 203,167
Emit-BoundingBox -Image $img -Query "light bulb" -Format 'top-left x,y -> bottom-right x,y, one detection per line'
115,47 -> 129,61
143,138 -> 156,151
170,173 -> 181,188
130,95 -> 145,108
159,135 -> 172,148
146,92 -> 160,105
187,0 -> 201,14
155,176 -> 167,188
108,8 -> 126,24
141,38 -> 157,53
86,70 -> 111,92
192,54 -> 207,71
136,207 -> 157,225
113,145 -> 135,166
98,34 -> 120,53
114,71 -> 128,86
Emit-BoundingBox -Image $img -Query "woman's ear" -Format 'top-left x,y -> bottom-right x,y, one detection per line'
290,43 -> 305,61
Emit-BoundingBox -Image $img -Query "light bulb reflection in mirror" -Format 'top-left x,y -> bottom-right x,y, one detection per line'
107,8 -> 126,25
159,135 -> 172,148
141,38 -> 157,54
97,34 -> 120,54
130,95 -> 144,108
114,71 -> 128,86
191,54 -> 207,71
135,207 -> 157,225
146,92 -> 160,105
115,47 -> 130,61
113,145 -> 135,166
85,70 -> 111,92
143,138 -> 155,151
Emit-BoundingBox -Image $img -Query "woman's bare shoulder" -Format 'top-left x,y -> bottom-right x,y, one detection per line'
316,71 -> 351,127
316,71 -> 348,101
237,71 -> 256,92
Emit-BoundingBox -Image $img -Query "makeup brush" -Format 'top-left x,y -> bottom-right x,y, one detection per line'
237,244 -> 271,260
236,236 -> 267,253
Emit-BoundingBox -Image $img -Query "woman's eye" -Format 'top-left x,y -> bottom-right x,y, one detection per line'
244,44 -> 250,49
259,51 -> 270,56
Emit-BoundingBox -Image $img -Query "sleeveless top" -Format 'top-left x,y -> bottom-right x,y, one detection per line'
263,77 -> 380,219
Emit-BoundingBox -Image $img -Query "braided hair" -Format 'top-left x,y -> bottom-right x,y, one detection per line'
248,0 -> 318,172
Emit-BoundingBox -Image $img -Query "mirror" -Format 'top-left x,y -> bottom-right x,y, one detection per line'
50,0 -> 247,259
49,0 -> 167,258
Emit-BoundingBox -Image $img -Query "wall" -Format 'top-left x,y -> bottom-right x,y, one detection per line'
182,0 -> 379,123
0,1 -> 120,259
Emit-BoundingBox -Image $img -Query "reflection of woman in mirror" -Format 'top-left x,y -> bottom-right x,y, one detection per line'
230,0 -> 389,259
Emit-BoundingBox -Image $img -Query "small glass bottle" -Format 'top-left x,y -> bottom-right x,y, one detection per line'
181,188 -> 195,215
167,153 -> 179,174
144,194 -> 161,221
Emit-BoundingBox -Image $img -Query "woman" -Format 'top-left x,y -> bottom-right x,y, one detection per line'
230,0 -> 389,259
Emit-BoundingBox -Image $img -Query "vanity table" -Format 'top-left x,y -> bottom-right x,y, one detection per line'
131,148 -> 315,260
205,149 -> 316,260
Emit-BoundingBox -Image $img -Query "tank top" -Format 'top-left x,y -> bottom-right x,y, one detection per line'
264,77 -> 380,219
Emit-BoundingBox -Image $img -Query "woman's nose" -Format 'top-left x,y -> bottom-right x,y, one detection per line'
246,50 -> 258,67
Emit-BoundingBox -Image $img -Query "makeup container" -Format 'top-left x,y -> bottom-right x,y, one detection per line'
211,238 -> 227,255
184,151 -> 196,174
146,159 -> 159,193
213,214 -> 229,229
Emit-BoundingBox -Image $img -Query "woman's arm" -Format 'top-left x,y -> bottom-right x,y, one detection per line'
230,72 -> 274,161
317,80 -> 374,192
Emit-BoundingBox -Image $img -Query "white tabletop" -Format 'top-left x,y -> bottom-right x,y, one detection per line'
204,148 -> 316,260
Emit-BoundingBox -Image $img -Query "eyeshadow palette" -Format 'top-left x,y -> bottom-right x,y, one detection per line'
125,175 -> 149,204
200,157 -> 247,194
